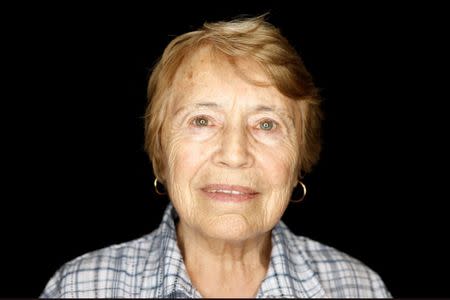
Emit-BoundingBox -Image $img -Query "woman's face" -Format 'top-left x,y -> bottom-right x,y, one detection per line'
162,47 -> 301,241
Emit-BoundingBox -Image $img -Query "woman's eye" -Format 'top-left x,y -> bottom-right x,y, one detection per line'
193,116 -> 209,127
259,120 -> 275,131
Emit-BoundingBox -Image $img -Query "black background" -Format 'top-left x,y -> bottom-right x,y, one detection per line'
1,2 -> 448,298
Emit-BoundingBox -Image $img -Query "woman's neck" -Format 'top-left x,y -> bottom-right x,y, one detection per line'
176,220 -> 272,298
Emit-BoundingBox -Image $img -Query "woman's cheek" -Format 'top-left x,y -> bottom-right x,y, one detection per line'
164,137 -> 201,221
171,127 -> 218,176
267,136 -> 298,170
273,131 -> 300,181
284,142 -> 300,184
261,141 -> 299,200
164,131 -> 213,195
164,133 -> 184,176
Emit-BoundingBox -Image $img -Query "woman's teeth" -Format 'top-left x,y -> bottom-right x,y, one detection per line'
209,189 -> 245,195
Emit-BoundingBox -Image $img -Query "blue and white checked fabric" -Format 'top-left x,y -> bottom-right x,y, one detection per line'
40,204 -> 391,298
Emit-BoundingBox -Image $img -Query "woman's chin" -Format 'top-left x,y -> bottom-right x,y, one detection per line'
203,214 -> 258,241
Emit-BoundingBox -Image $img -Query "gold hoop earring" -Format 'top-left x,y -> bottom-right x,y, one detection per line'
290,180 -> 307,203
154,178 -> 166,196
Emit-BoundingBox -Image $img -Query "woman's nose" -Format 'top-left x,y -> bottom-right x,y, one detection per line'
213,124 -> 254,169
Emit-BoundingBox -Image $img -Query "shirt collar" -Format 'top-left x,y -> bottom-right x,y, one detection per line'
155,204 -> 202,298
258,221 -> 327,298
143,203 -> 326,298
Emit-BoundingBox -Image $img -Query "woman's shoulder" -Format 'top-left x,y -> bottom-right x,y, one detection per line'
286,229 -> 367,266
40,230 -> 162,298
63,231 -> 158,271
279,222 -> 375,270
277,223 -> 391,297
67,230 -> 159,265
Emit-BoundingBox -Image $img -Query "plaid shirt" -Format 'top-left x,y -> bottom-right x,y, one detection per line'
41,204 -> 391,298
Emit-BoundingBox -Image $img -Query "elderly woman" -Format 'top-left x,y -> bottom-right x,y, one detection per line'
41,15 -> 391,298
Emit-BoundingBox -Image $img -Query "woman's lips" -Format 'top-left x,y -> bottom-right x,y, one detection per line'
200,184 -> 259,202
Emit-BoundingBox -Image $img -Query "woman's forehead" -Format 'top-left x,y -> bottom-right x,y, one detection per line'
169,47 -> 293,111
176,46 -> 270,84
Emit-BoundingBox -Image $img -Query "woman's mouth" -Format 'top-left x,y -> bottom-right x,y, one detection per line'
200,184 -> 259,202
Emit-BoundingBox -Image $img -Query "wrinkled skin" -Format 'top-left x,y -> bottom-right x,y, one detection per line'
161,46 -> 301,243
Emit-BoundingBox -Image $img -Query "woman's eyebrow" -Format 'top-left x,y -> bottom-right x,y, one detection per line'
254,105 -> 295,125
173,102 -> 220,116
